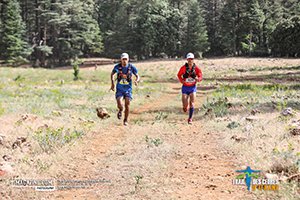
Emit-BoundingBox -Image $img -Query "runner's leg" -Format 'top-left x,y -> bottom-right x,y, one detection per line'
188,92 -> 196,120
117,97 -> 123,119
182,94 -> 189,112
124,97 -> 130,124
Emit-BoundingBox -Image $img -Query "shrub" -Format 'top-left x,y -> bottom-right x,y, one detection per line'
202,97 -> 229,117
34,126 -> 84,153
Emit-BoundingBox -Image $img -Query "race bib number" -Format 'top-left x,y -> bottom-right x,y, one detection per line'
119,79 -> 129,85
185,78 -> 195,83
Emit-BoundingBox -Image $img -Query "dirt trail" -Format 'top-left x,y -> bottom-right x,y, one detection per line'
8,83 -> 249,199
51,83 -> 182,199
165,121 -> 247,199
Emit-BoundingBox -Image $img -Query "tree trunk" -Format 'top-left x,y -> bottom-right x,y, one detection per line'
34,0 -> 41,66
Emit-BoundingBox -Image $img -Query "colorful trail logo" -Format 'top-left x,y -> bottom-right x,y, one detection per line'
233,166 -> 279,191
235,166 -> 260,191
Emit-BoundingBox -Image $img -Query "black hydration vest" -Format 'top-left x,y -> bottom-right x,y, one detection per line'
117,63 -> 132,82
183,63 -> 196,79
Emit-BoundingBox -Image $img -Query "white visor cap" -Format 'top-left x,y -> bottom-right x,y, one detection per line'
121,53 -> 129,60
186,53 -> 195,59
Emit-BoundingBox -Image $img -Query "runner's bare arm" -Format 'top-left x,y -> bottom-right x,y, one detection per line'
177,67 -> 185,84
196,68 -> 203,82
110,71 -> 115,91
134,74 -> 140,86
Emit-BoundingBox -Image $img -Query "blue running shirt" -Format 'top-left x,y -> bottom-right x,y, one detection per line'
112,63 -> 138,92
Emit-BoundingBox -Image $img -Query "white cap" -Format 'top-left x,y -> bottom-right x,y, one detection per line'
121,53 -> 129,60
186,53 -> 194,59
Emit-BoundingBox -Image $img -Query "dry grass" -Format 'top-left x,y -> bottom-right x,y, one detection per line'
201,59 -> 300,199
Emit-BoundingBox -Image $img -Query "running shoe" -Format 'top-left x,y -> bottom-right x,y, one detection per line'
117,110 -> 122,120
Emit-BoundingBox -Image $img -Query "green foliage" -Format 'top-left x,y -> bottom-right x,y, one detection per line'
183,0 -> 210,56
199,0 -> 223,56
202,97 -> 229,117
241,33 -> 257,55
36,159 -> 52,172
26,0 -> 103,67
97,0 -> 209,58
219,0 -> 240,55
145,135 -> 163,147
1,0 -> 300,63
227,121 -> 240,129
270,145 -> 300,177
33,126 -> 84,153
241,0 -> 265,55
0,0 -> 29,65
72,58 -> 82,80
203,82 -> 300,119
13,75 -> 25,82
133,1 -> 184,58
134,175 -> 143,184
35,46 -> 53,57
0,102 -> 5,116
217,0 -> 299,57
221,83 -> 286,92
68,0 -> 103,56
134,175 -> 143,193
155,112 -> 168,121
73,65 -> 80,81
270,16 -> 300,57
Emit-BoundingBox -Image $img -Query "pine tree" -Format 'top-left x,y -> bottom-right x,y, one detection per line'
219,0 -> 244,55
200,0 -> 224,56
0,1 -> 2,53
12,0 -> 300,60
64,0 -> 103,59
0,0 -> 28,65
32,0 -> 103,66
112,0 -> 183,58
163,6 -> 183,57
241,0 -> 265,55
133,2 -> 158,58
97,0 -> 185,59
146,0 -> 182,57
270,16 -> 300,57
182,0 -> 209,57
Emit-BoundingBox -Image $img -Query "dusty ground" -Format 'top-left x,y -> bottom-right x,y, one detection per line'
0,57 -> 299,199
49,83 -> 248,200
1,83 -> 250,199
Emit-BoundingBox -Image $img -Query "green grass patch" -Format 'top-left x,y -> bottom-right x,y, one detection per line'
202,97 -> 229,117
145,135 -> 163,147
0,102 -> 5,116
202,83 -> 300,117
247,65 -> 300,72
33,126 -> 84,153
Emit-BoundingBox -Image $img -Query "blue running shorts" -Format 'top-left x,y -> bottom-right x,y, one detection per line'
116,89 -> 132,100
182,85 -> 197,95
